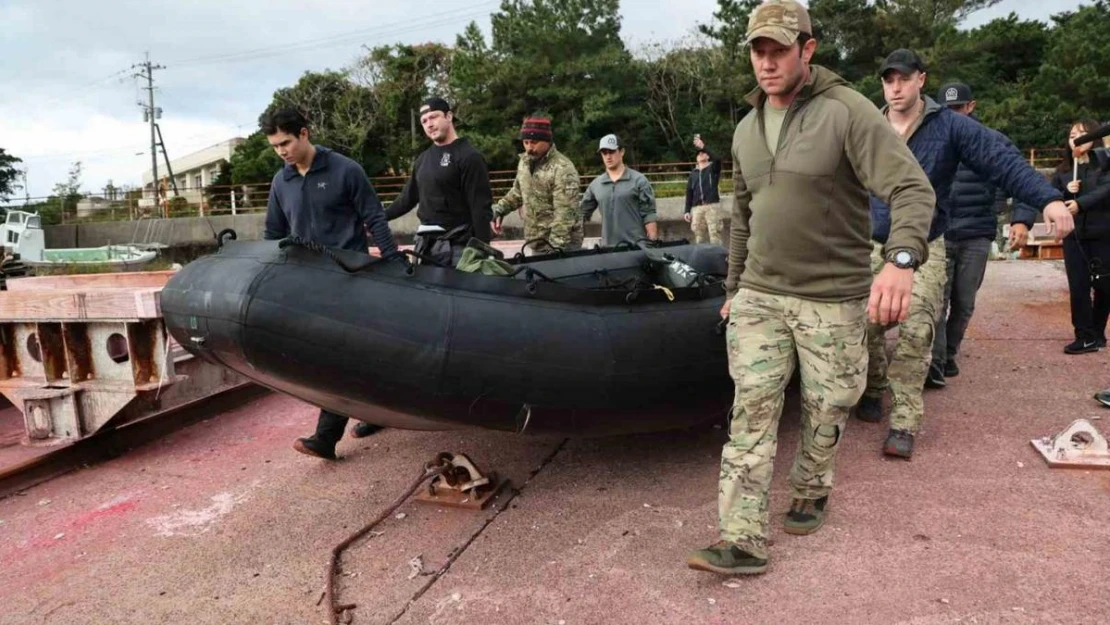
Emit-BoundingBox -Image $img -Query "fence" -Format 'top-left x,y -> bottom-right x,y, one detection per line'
10,147 -> 1068,225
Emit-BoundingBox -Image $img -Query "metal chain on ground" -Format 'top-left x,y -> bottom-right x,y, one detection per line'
325,457 -> 451,625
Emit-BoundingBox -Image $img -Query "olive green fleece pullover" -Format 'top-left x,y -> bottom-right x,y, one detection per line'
725,66 -> 935,302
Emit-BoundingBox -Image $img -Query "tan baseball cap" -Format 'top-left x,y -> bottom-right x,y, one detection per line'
744,0 -> 813,47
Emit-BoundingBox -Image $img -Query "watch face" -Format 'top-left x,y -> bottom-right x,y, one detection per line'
895,251 -> 912,265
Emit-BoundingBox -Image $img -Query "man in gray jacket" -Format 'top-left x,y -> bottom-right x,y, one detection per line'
581,134 -> 658,246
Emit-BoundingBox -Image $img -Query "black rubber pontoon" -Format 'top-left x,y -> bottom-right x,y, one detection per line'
160,239 -> 732,436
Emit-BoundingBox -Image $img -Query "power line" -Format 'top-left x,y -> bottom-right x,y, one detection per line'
167,3 -> 497,68
0,68 -> 132,111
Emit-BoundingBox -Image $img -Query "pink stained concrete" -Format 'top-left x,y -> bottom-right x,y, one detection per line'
0,259 -> 1108,625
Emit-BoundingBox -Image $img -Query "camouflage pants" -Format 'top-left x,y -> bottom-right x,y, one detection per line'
691,203 -> 725,246
719,289 -> 868,559
865,237 -> 948,433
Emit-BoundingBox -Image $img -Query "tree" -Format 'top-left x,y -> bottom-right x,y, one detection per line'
349,43 -> 454,172
872,0 -> 1002,53
42,161 -> 83,225
263,70 -> 383,173
451,0 -> 649,169
229,131 -> 281,185
0,148 -> 23,202
697,0 -> 761,63
636,40 -> 739,157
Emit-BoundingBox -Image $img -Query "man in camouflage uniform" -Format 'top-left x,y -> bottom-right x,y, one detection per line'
686,1 -> 936,577
491,116 -> 584,254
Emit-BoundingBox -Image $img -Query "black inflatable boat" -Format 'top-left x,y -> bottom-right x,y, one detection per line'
160,239 -> 733,436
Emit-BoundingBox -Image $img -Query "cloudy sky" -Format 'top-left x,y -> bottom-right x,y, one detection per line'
0,0 -> 1082,201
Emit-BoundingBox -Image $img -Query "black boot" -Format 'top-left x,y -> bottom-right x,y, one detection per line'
943,358 -> 959,377
351,422 -> 384,438
854,395 -> 883,423
293,436 -> 338,460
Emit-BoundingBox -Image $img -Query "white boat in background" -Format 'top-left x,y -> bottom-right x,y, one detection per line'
1,210 -> 159,272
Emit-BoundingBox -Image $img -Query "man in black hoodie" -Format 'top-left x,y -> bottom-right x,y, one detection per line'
927,82 -> 1039,387
385,97 -> 493,266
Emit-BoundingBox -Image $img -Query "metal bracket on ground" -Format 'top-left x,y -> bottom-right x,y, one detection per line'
1030,419 -> 1110,470
414,451 -> 511,510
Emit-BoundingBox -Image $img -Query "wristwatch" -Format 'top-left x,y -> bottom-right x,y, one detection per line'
886,249 -> 919,270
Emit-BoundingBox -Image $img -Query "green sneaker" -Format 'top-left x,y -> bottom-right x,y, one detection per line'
686,541 -> 768,575
784,496 -> 828,535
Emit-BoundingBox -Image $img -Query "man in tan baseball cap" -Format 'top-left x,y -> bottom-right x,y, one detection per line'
687,0 -> 937,577
743,0 -> 812,47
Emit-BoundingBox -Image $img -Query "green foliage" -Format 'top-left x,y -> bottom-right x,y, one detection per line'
0,148 -> 23,202
451,0 -> 646,169
231,0 -> 1109,186
229,131 -> 282,185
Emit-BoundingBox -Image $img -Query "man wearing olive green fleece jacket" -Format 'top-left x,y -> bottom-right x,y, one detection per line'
686,0 -> 936,578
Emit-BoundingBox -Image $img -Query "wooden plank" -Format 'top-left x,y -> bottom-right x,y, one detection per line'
4,270 -> 176,292
0,288 -> 162,321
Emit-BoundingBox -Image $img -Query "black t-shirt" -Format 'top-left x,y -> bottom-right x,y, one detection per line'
385,138 -> 493,242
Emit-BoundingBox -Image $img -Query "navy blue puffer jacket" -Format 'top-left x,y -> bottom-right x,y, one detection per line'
871,97 -> 1062,244
946,122 -> 1039,241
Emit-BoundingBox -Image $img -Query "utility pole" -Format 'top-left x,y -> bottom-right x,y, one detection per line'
133,53 -> 165,211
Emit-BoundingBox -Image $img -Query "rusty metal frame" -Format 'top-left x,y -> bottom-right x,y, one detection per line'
0,273 -> 248,446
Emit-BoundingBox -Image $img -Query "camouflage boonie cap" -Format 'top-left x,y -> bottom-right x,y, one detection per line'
744,0 -> 812,47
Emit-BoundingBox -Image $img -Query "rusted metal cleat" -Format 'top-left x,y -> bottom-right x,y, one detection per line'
415,452 -> 510,510
1030,419 -> 1110,470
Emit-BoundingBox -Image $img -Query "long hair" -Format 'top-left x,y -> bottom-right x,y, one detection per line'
1057,119 -> 1102,174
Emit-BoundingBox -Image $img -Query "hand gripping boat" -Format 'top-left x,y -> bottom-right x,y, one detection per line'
159,238 -> 733,436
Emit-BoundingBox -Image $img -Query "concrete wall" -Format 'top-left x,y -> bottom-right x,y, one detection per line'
42,194 -> 724,249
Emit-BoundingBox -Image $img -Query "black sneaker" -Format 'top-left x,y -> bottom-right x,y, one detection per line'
350,422 -> 384,438
944,359 -> 959,378
293,436 -> 338,460
1095,390 -> 1110,408
854,395 -> 883,423
1064,339 -> 1100,355
883,430 -> 915,459
924,364 -> 946,389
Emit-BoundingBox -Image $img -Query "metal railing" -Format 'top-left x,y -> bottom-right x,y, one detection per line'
22,147 -> 1070,223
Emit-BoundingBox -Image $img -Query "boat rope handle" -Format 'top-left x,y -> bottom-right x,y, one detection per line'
652,285 -> 675,302
279,236 -> 393,274
518,238 -> 567,259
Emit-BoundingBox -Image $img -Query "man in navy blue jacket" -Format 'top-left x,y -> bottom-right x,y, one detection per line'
262,107 -> 400,460
927,82 -> 1039,388
858,50 -> 1073,459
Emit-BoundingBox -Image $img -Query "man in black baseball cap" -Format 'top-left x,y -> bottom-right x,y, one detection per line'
859,49 -> 1071,461
937,81 -> 973,112
927,81 -> 1037,396
878,48 -> 927,78
385,96 -> 493,263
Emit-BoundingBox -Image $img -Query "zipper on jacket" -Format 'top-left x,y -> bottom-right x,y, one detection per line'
764,98 -> 809,185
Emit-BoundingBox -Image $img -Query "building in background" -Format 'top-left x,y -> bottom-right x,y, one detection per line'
140,138 -> 244,209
